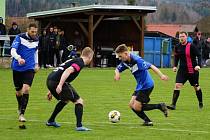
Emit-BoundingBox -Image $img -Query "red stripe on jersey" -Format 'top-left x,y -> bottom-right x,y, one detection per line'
71,63 -> 80,72
185,43 -> 194,73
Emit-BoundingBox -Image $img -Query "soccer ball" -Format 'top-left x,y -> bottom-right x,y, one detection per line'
108,110 -> 120,123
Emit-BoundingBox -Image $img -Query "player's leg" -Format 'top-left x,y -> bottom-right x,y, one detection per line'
167,83 -> 183,110
46,82 -> 68,127
129,94 -> 153,126
69,85 -> 91,131
189,72 -> 203,109
135,87 -> 166,114
168,69 -> 186,110
13,70 -> 23,114
19,84 -> 30,122
46,100 -> 68,127
19,71 -> 35,121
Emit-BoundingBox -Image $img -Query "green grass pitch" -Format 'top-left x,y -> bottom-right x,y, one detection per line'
0,68 -> 209,140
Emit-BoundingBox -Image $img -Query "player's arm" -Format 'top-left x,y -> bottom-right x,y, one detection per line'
47,90 -> 52,101
150,65 -> 168,81
191,44 -> 201,70
56,66 -> 75,94
34,49 -> 40,72
10,36 -> 25,65
173,45 -> 179,72
114,63 -> 127,81
114,69 -> 121,81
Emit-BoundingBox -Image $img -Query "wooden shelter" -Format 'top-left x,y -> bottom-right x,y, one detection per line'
27,5 -> 156,66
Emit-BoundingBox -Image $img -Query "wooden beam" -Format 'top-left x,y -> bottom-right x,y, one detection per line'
131,16 -> 142,31
139,15 -> 144,57
88,15 -> 94,67
93,15 -> 104,31
77,22 -> 88,38
43,22 -> 52,30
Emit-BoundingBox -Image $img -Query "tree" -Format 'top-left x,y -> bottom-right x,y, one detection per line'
127,0 -> 135,5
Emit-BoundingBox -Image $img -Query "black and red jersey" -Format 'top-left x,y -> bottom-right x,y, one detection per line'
48,58 -> 85,82
174,42 -> 201,73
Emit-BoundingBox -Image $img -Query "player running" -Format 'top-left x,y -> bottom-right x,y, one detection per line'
114,44 -> 169,126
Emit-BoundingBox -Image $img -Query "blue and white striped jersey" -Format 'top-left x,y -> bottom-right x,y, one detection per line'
11,32 -> 38,71
117,53 -> 154,91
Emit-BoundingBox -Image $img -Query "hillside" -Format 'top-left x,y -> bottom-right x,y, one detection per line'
5,0 -> 210,24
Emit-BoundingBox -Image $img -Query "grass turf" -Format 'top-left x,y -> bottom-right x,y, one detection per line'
0,68 -> 209,140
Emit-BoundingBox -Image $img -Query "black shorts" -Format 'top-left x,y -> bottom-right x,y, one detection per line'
176,69 -> 199,86
13,70 -> 35,91
46,79 -> 80,102
132,87 -> 154,104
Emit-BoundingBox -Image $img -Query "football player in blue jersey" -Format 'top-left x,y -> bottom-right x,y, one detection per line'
114,44 -> 169,126
11,23 -> 39,122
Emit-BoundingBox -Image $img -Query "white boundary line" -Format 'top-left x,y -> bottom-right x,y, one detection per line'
0,117 -> 209,134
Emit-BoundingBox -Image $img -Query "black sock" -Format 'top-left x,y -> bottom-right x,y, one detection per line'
196,89 -> 203,104
20,94 -> 29,115
48,101 -> 67,122
75,103 -> 83,127
131,108 -> 151,122
142,104 -> 160,111
172,90 -> 180,106
16,94 -> 22,112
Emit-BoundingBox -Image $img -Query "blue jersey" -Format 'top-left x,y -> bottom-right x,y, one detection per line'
11,33 -> 39,71
117,53 -> 154,91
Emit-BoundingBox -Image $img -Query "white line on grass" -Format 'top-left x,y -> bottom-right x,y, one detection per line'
0,117 -> 209,134
146,127 -> 209,134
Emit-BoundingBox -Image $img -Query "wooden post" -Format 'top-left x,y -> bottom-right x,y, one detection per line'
88,15 -> 94,67
140,15 -> 144,57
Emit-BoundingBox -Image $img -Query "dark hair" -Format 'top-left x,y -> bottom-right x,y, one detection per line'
28,23 -> 38,29
179,31 -> 188,36
115,44 -> 128,53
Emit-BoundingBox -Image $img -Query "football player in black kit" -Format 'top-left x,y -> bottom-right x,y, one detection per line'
167,31 -> 203,110
46,47 -> 94,131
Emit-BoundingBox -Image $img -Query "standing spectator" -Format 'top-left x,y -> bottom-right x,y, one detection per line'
59,28 -> 68,63
48,27 -> 56,67
38,29 -> 48,68
8,22 -> 21,46
193,31 -> 205,66
53,27 -> 61,66
0,17 -> 6,56
203,38 -> 210,66
10,23 -> 39,122
73,30 -> 84,55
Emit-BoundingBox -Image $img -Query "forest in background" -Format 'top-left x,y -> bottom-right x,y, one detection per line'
5,0 -> 210,24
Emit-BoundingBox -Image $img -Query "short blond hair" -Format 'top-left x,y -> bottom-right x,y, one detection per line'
115,44 -> 128,53
81,47 -> 94,57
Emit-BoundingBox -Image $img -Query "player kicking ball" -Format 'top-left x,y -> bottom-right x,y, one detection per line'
114,44 -> 169,126
46,47 -> 94,131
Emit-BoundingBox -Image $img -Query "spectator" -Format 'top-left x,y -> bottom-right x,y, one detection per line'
0,17 -> 6,56
53,27 -> 61,66
8,22 -> 21,46
38,29 -> 49,68
203,37 -> 210,66
73,30 -> 84,55
59,29 -> 68,63
193,31 -> 205,66
48,27 -> 56,67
